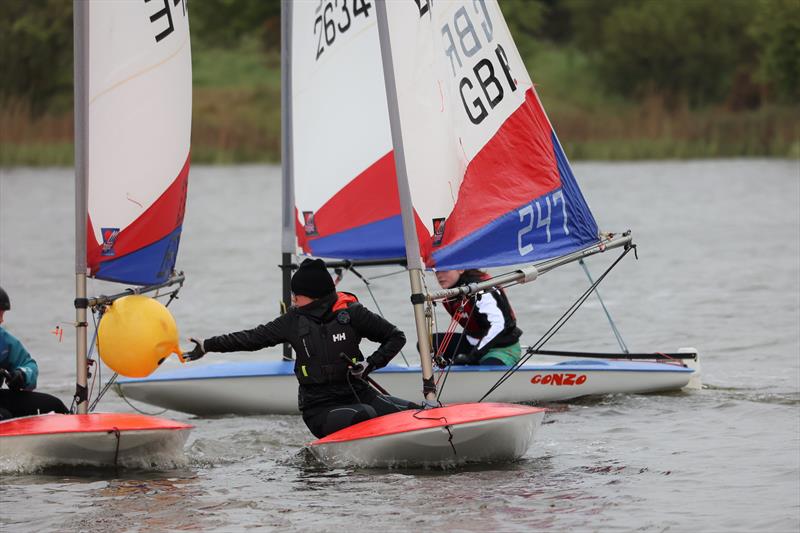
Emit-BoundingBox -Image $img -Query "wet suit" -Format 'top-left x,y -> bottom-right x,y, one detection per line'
203,292 -> 417,438
0,326 -> 69,420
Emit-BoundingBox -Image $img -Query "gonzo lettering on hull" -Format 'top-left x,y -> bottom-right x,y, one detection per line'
531,374 -> 588,386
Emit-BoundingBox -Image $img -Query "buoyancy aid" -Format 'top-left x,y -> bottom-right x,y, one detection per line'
294,292 -> 364,385
442,272 -> 519,348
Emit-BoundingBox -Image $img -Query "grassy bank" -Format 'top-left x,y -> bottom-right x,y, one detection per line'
2,45 -> 797,167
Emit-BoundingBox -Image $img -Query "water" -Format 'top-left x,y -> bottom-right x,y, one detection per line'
1,160 -> 798,531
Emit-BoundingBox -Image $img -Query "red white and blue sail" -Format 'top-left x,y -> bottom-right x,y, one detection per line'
86,0 -> 191,285
381,0 -> 599,269
290,1 -> 403,260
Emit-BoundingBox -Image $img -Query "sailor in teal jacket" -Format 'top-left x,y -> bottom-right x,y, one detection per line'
0,327 -> 39,391
0,286 -> 68,420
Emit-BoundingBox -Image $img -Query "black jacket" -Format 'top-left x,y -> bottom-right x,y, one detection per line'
203,292 -> 406,410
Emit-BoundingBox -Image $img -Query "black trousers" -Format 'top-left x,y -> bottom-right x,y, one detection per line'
0,389 -> 69,420
302,385 -> 418,439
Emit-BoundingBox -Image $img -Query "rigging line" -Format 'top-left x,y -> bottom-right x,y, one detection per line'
579,259 -> 628,354
435,296 -> 477,401
347,265 -> 411,366
90,372 -> 118,412
361,268 -> 408,281
483,248 -> 631,400
480,248 -> 632,401
478,247 -> 633,402
117,384 -> 168,416
412,409 -> 457,456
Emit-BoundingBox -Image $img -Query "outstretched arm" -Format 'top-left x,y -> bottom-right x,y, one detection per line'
202,314 -> 292,353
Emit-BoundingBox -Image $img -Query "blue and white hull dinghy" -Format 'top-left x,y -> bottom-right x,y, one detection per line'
309,403 -> 546,468
115,348 -> 700,416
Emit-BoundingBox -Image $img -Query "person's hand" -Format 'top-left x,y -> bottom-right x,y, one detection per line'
349,361 -> 373,380
6,369 -> 26,391
184,338 -> 206,361
453,350 -> 480,365
421,398 -> 442,409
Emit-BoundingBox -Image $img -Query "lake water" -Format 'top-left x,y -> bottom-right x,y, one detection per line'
0,160 -> 798,531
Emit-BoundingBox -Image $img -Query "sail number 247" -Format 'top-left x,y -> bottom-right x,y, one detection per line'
517,191 -> 569,256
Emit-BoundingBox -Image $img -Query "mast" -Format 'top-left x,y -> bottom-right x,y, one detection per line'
375,0 -> 436,401
73,0 -> 89,414
279,0 -> 294,360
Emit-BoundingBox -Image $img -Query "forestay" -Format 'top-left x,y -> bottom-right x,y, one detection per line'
290,0 -> 404,260
380,0 -> 599,269
85,0 -> 192,285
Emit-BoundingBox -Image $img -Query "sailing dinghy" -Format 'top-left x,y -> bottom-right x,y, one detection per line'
115,0 -> 700,419
0,0 -> 192,469
308,0 -> 563,467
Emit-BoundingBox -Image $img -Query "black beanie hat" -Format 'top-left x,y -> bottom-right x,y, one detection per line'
291,258 -> 335,298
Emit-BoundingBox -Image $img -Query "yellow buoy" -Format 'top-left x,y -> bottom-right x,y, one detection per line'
97,295 -> 184,378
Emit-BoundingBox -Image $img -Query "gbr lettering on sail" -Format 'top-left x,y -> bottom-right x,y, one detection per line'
437,1 -> 516,126
424,0 -> 567,257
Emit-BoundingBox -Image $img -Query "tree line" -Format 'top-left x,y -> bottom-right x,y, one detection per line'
1,0 -> 797,114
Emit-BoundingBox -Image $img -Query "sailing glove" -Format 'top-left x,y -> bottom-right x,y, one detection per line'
184,338 -> 206,361
6,369 -> 26,391
453,349 -> 480,366
349,361 -> 374,381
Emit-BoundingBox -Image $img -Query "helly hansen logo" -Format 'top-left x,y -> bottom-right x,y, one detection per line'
332,333 -> 346,342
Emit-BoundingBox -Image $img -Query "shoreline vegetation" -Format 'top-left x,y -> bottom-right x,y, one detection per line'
1,0 -> 798,166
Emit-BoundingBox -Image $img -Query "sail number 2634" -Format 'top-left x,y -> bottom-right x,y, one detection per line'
314,0 -> 373,60
517,191 -> 569,256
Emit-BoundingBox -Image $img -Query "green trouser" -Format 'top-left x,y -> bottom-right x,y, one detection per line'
479,342 -> 522,366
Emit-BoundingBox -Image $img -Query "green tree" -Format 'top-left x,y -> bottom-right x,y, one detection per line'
594,0 -> 757,107
0,0 -> 73,114
750,0 -> 800,103
499,0 -> 547,58
190,0 -> 280,51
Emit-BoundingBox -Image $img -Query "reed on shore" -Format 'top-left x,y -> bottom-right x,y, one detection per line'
2,44 -> 796,167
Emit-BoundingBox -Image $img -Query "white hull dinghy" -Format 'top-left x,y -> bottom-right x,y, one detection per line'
309,403 -> 545,468
0,414 -> 191,468
116,349 -> 699,416
0,0 -> 194,469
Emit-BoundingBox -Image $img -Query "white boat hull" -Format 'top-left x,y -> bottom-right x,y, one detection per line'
0,413 -> 192,469
116,352 -> 698,416
309,403 -> 545,468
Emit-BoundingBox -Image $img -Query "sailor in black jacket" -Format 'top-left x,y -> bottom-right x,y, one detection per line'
186,258 -> 416,438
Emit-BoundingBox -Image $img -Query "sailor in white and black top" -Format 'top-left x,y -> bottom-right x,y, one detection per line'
433,269 -> 522,366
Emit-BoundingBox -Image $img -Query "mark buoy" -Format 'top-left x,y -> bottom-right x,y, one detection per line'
97,295 -> 183,377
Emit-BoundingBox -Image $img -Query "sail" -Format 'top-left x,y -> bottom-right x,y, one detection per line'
290,0 -> 403,260
85,0 -> 192,285
379,0 -> 599,270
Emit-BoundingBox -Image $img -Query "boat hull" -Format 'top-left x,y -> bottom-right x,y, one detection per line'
115,355 -> 696,416
309,403 -> 545,468
0,413 -> 192,468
